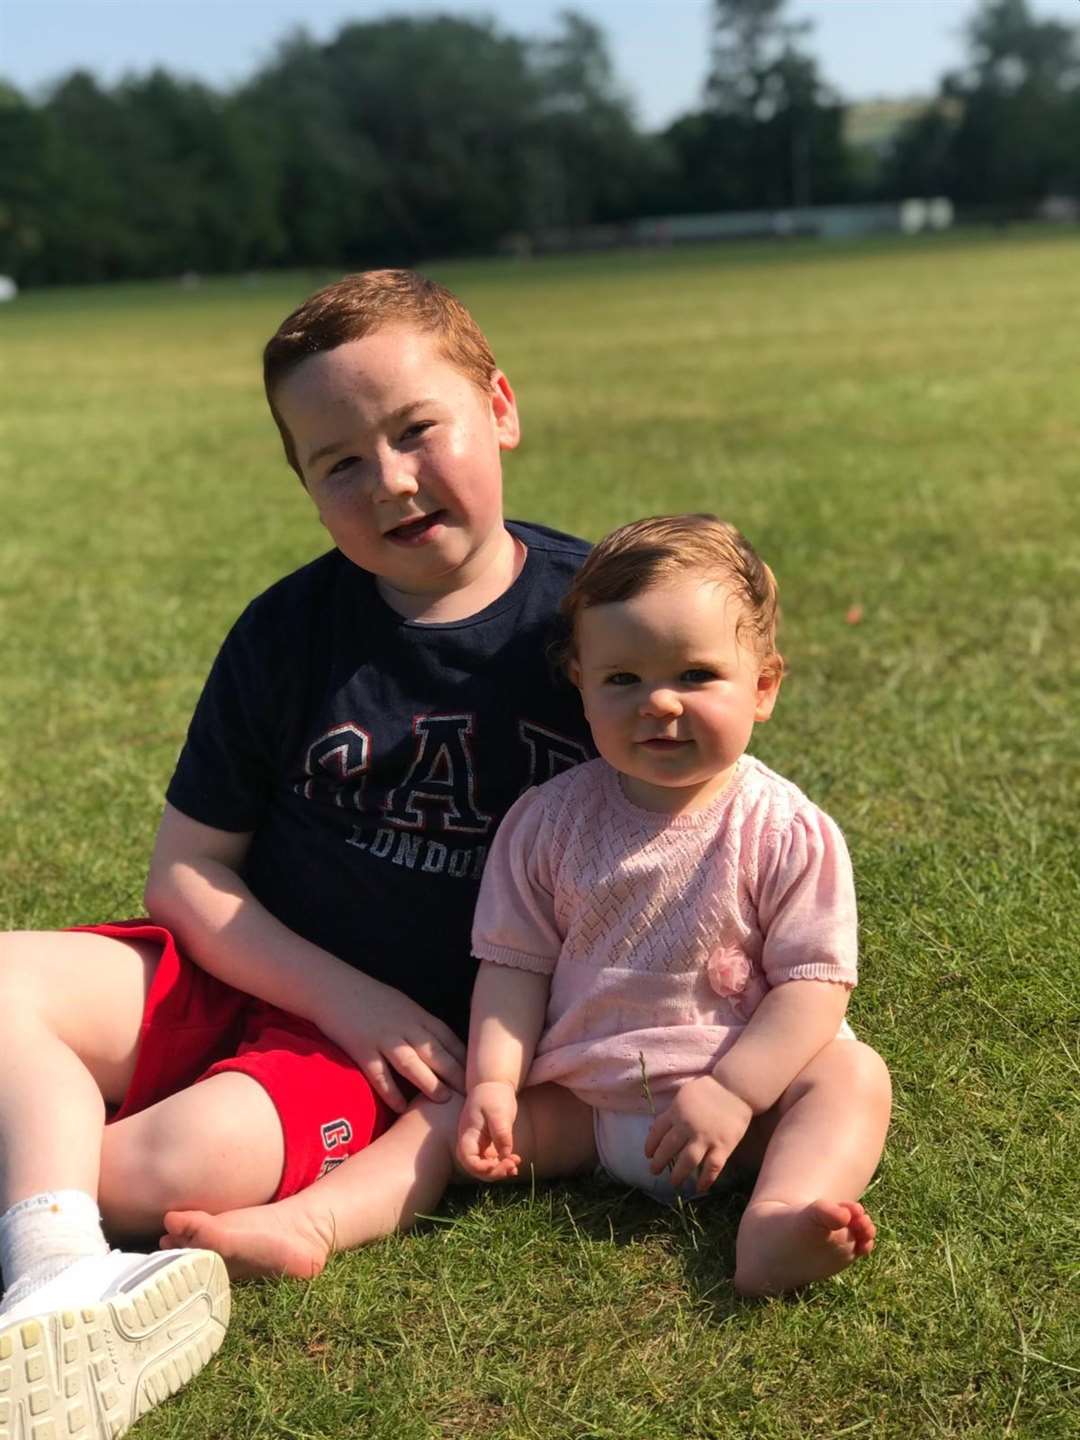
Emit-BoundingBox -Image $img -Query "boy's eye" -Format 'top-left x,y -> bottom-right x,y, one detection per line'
401,421 -> 433,442
681,668 -> 719,684
604,672 -> 639,687
327,455 -> 360,477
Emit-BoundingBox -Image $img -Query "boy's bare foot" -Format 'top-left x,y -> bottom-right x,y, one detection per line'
160,1203 -> 335,1281
734,1198 -> 876,1296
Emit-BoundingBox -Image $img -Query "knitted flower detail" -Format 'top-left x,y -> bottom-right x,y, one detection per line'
706,944 -> 751,998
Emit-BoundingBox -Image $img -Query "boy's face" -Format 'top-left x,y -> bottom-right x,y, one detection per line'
569,577 -> 780,814
274,325 -> 520,608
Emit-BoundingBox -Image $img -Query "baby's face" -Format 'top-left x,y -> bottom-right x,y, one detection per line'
273,324 -> 519,612
570,576 -> 780,814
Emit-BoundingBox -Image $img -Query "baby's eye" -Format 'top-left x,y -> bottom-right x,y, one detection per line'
604,672 -> 639,687
681,668 -> 719,684
401,421 -> 433,442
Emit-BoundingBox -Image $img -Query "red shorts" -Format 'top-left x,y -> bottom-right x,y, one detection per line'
72,921 -> 393,1200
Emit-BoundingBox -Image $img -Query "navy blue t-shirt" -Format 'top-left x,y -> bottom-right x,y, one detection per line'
166,521 -> 592,1039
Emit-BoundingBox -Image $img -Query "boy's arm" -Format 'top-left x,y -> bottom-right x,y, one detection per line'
143,803 -> 466,1113
457,959 -> 550,1178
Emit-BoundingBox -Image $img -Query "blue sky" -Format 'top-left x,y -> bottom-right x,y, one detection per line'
2,1 -> 1078,128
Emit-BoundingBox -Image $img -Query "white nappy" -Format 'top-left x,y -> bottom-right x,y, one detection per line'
593,1108 -> 744,1208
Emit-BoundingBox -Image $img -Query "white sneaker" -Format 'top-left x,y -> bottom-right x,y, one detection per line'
0,1248 -> 230,1440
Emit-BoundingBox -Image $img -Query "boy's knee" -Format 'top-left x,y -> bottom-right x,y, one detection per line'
100,1122 -> 197,1214
102,1095 -> 279,1216
0,933 -> 45,1015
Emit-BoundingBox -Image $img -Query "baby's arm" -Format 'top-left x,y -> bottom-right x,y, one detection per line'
712,979 -> 849,1112
646,981 -> 850,1190
458,784 -> 562,1177
648,805 -> 859,1190
143,803 -> 466,1112
456,962 -> 550,1179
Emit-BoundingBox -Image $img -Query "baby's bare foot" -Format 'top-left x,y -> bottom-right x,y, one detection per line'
734,1198 -> 876,1296
161,1202 -> 335,1281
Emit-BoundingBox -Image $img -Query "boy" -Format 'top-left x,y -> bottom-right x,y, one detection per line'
0,270 -> 591,1438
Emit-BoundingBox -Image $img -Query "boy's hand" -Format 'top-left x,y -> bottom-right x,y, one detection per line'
314,970 -> 467,1113
457,1081 -> 522,1179
644,1075 -> 754,1192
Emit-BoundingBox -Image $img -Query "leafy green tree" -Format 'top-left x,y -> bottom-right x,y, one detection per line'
35,72 -> 138,281
660,0 -> 849,214
707,0 -> 811,120
520,9 -> 661,230
239,17 -> 536,263
0,83 -> 52,281
113,71 -> 282,274
883,0 -> 1080,207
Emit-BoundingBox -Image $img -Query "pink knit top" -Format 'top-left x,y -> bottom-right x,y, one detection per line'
471,755 -> 858,1113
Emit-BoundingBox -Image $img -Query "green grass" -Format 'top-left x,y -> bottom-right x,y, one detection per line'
2,230 -> 1078,1437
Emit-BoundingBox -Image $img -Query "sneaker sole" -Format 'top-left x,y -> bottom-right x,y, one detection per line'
0,1250 -> 230,1440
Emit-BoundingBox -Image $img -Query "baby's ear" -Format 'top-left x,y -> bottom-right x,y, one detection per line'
754,653 -> 783,721
566,657 -> 582,689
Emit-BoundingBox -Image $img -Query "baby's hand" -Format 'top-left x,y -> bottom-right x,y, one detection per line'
644,1075 -> 754,1192
457,1080 -> 522,1180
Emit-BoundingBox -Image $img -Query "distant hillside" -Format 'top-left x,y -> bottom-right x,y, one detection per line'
844,98 -> 932,154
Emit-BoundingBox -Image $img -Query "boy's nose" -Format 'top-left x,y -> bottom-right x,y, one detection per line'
372,458 -> 419,500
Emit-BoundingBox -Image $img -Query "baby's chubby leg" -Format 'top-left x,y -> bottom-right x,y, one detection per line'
482,1083 -> 597,1182
734,1039 -> 891,1297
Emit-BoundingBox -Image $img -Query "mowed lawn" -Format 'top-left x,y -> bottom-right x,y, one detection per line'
1,231 -> 1077,1439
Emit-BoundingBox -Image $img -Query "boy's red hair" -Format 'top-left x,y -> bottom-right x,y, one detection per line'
263,269 -> 497,478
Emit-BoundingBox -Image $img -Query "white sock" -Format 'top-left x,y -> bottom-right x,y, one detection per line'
0,1190 -> 109,1313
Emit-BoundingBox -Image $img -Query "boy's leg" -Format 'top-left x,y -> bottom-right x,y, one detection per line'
0,929 -> 231,1440
163,1094 -> 467,1276
733,1039 -> 892,1296
162,1083 -> 597,1279
98,1071 -> 286,1232
0,929 -> 154,1207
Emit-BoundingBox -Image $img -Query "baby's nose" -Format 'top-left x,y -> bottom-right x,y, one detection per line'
640,687 -> 682,717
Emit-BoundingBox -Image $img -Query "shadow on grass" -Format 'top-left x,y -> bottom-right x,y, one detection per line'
435,1174 -> 763,1324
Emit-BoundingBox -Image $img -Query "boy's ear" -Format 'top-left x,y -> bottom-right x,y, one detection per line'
567,657 -> 582,690
491,371 -> 521,452
753,655 -> 783,723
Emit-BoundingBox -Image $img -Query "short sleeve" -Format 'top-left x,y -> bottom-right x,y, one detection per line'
471,788 -> 563,975
757,807 -> 859,988
165,605 -> 282,833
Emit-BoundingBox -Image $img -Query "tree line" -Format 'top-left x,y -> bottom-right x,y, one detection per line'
1,0 -> 1077,286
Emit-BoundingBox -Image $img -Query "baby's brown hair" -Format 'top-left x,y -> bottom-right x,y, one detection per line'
263,269 -> 498,478
559,514 -> 783,677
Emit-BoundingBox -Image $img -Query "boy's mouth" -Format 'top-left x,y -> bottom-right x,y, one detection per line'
385,511 -> 447,545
